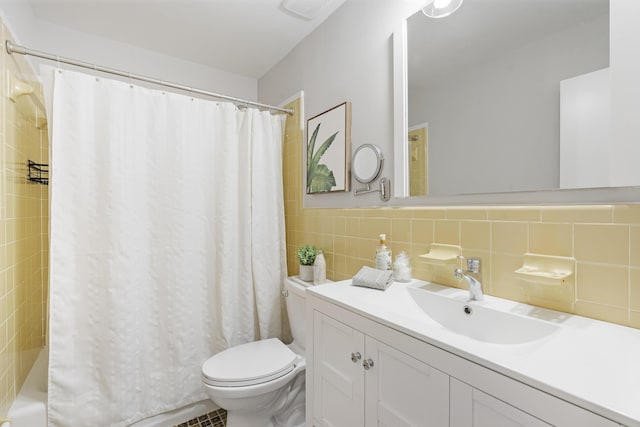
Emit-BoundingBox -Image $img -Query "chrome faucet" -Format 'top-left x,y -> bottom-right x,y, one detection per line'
454,257 -> 484,301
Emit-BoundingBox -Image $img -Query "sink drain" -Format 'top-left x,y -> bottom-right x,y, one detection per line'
463,305 -> 473,315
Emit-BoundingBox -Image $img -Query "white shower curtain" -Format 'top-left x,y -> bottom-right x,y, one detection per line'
46,68 -> 287,426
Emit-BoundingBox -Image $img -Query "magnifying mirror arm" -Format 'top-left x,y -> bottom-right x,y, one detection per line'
354,183 -> 374,195
354,177 -> 391,202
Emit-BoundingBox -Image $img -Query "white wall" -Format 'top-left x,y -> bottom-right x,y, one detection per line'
610,0 -> 640,187
0,0 -> 257,101
259,0 -> 424,208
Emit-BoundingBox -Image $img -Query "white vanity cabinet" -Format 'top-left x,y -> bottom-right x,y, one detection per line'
306,285 -> 625,427
451,378 -> 552,427
448,367 -> 618,427
312,311 -> 449,427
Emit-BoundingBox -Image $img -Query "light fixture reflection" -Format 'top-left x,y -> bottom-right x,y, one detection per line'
422,0 -> 464,18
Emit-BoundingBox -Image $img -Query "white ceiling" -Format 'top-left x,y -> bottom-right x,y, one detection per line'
26,0 -> 346,79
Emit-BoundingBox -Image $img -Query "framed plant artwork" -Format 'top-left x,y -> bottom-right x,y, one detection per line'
306,102 -> 351,194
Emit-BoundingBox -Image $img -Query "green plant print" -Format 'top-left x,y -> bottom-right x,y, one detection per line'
307,123 -> 339,193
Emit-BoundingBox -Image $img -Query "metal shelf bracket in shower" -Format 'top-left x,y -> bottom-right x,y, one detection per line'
27,160 -> 49,185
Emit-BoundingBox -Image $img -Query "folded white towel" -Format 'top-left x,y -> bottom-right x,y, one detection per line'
352,266 -> 393,291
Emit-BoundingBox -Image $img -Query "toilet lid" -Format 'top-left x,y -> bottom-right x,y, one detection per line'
202,338 -> 297,387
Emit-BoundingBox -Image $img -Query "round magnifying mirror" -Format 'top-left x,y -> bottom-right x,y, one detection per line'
352,144 -> 383,184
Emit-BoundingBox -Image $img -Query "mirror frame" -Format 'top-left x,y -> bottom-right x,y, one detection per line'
393,18 -> 640,206
353,144 -> 384,184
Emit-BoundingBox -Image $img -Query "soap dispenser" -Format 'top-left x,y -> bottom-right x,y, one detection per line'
375,234 -> 392,270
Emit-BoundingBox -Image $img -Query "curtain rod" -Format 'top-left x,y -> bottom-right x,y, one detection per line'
5,41 -> 294,115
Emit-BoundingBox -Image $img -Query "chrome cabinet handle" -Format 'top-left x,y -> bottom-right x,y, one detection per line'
363,359 -> 375,370
351,352 -> 362,363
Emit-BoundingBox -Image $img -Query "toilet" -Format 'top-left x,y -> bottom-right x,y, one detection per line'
201,276 -> 310,427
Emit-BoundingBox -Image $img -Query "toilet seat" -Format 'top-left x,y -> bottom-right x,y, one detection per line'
202,338 -> 297,387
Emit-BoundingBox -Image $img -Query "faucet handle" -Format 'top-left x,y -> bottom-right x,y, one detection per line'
467,258 -> 480,273
456,255 -> 481,273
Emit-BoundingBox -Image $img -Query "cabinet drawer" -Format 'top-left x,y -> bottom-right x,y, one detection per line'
451,366 -> 618,427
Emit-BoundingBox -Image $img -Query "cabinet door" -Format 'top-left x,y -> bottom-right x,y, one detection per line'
451,378 -> 551,427
365,337 -> 449,427
313,312 -> 366,427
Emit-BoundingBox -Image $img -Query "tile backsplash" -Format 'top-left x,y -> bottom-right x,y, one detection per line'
283,98 -> 639,330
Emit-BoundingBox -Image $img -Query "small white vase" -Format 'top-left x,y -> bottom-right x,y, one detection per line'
299,264 -> 314,282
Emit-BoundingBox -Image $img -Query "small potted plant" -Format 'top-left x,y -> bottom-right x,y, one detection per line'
297,245 -> 317,282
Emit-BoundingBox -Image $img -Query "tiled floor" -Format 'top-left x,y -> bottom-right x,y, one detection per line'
173,409 -> 227,427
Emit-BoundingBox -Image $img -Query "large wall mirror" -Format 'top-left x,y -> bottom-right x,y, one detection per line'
393,0 -> 640,204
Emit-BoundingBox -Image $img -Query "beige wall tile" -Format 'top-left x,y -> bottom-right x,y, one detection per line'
1,20 -> 49,412
527,292 -> 574,314
391,218 -> 411,244
490,253 -> 527,302
613,205 -> 640,225
631,226 -> 640,268
314,232 -> 333,253
344,236 -> 360,259
354,237 -> 376,261
529,223 -> 573,257
446,208 -> 488,220
411,219 -> 433,246
346,256 -> 369,277
412,259 -> 434,282
410,243 -> 430,260
345,217 -> 360,238
492,222 -> 527,254
412,208 -> 446,219
461,221 -> 490,252
333,254 -> 346,278
349,209 -> 386,218
488,207 -> 540,222
574,224 -> 629,265
576,263 -> 628,308
541,206 -> 613,223
385,208 -> 413,219
630,311 -> 640,329
434,220 -> 459,245
631,268 -> 640,311
315,214 -> 333,234
359,217 -> 390,240
333,216 -> 346,236
574,301 -> 629,325
334,235 -> 346,255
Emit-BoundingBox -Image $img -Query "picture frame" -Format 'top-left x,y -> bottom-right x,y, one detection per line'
306,102 -> 351,194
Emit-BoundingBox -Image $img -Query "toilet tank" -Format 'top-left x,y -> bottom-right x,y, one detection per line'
284,276 -> 312,347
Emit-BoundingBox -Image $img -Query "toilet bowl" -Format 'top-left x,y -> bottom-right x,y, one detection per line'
201,276 -> 311,427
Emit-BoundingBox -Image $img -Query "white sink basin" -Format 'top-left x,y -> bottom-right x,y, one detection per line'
406,283 -> 560,345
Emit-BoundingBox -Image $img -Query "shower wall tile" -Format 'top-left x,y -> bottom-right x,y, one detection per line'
0,18 -> 49,417
282,96 -> 640,331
